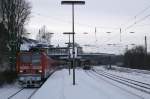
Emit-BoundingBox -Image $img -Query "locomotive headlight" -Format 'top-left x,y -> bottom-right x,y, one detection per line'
38,70 -> 42,73
20,70 -> 23,73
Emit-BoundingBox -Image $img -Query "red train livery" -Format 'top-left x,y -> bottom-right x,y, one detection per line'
16,50 -> 57,87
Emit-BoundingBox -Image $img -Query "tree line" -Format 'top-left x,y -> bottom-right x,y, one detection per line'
123,46 -> 150,70
0,0 -> 31,84
0,0 -> 31,70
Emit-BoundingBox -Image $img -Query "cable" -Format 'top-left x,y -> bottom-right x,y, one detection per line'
124,13 -> 150,32
32,11 -> 119,30
32,11 -> 121,46
135,5 -> 150,17
120,4 -> 150,28
103,5 -> 150,44
31,6 -> 150,49
32,11 -> 71,24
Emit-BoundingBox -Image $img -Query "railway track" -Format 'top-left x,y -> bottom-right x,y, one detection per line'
88,69 -> 150,95
7,88 -> 38,99
7,69 -> 57,99
7,88 -> 24,99
85,70 -> 144,99
94,69 -> 150,88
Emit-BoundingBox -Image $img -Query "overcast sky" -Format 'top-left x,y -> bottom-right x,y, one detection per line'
27,0 -> 150,54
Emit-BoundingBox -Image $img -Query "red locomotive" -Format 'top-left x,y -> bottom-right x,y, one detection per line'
16,49 -> 57,87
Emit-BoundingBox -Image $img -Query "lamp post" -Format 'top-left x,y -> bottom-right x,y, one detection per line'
144,36 -> 147,54
63,32 -> 73,75
61,1 -> 85,85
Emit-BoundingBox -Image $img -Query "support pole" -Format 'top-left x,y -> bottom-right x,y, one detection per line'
61,0 -> 85,85
72,4 -> 75,85
145,36 -> 147,55
68,33 -> 71,75
120,28 -> 122,42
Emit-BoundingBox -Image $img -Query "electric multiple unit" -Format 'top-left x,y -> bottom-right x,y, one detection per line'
16,50 -> 57,87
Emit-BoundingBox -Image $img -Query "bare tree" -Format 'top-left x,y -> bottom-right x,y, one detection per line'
36,25 -> 53,45
0,0 -> 31,71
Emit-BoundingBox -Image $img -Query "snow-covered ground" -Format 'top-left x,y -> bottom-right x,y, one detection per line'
31,69 -> 150,99
0,83 -> 37,99
0,84 -> 20,99
1,67 -> 150,99
94,65 -> 150,84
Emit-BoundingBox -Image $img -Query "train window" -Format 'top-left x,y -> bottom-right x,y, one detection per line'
32,53 -> 41,66
20,54 -> 31,63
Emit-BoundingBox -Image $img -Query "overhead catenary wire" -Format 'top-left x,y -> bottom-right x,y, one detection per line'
31,3 -> 150,34
87,6 -> 150,53
32,11 -> 121,47
31,5 -> 150,52
32,12 -> 119,51
120,4 -> 150,28
124,13 -> 150,32
135,5 -> 150,17
104,4 -> 150,44
120,4 -> 150,32
32,11 -> 119,30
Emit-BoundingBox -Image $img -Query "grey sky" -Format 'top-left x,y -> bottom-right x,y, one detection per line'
27,0 -> 150,54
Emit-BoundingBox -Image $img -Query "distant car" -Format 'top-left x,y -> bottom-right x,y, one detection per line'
83,66 -> 91,70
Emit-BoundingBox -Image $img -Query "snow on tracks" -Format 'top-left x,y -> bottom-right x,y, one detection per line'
7,88 -> 38,99
90,68 -> 150,99
31,69 -> 146,99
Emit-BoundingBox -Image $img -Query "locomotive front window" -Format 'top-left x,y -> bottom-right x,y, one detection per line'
20,54 -> 31,63
32,53 -> 41,66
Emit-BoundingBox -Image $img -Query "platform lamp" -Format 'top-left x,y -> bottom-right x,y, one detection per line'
63,32 -> 73,75
61,1 -> 85,85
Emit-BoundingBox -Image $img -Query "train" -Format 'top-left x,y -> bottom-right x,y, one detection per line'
16,48 -> 58,87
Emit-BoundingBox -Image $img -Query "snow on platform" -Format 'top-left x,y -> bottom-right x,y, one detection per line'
31,69 -> 147,99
